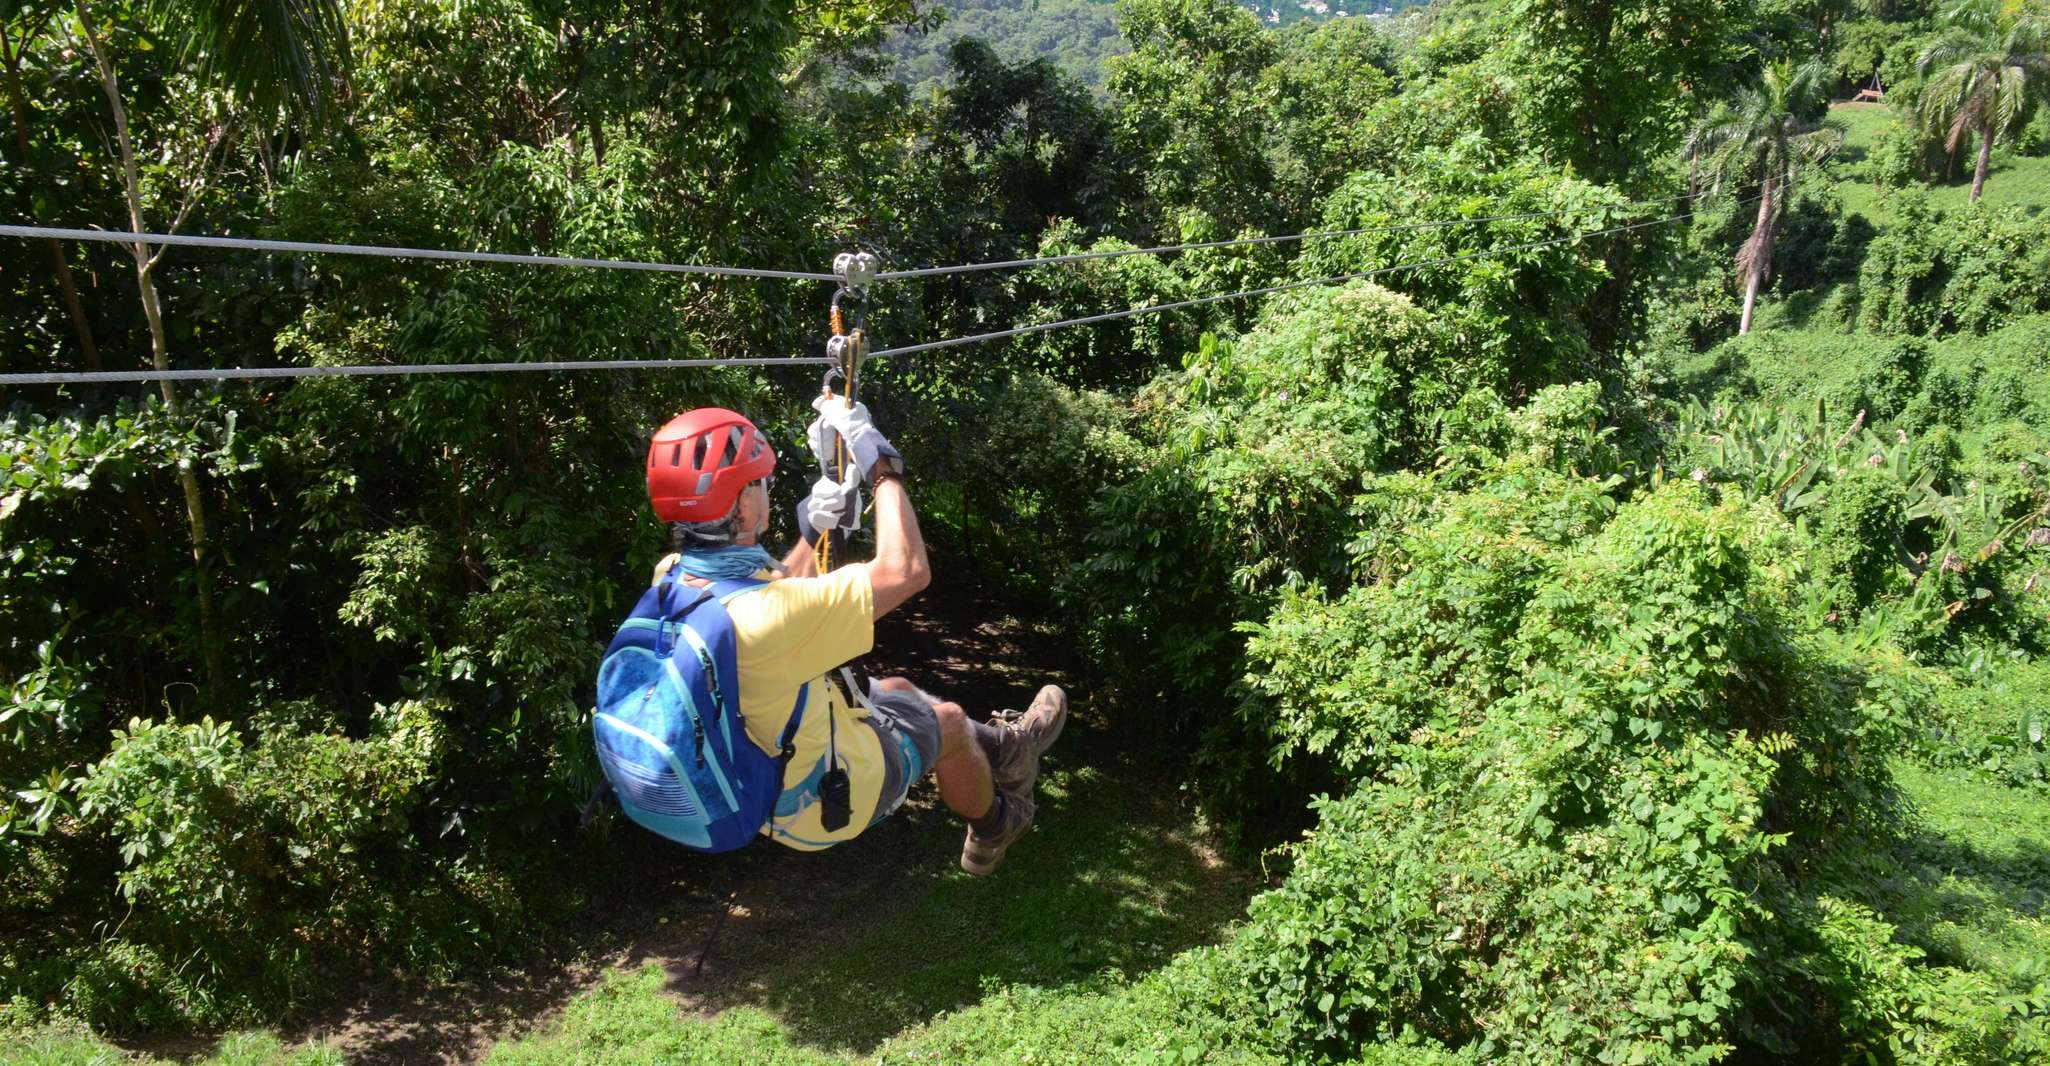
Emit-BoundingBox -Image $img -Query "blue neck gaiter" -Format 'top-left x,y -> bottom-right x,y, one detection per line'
674,544 -> 781,582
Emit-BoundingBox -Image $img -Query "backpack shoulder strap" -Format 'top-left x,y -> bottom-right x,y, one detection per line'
688,574 -> 806,767
774,683 -> 810,765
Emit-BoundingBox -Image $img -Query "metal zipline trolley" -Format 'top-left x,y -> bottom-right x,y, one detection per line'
815,250 -> 880,575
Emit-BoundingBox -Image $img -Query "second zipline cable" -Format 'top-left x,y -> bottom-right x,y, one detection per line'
872,193 -> 1691,281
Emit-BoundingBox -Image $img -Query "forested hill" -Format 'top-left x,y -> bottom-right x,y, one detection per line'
887,0 -> 1128,91
1240,0 -> 1432,28
885,0 -> 1433,92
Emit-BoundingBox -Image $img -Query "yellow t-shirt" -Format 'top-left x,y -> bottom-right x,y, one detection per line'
652,555 -> 881,851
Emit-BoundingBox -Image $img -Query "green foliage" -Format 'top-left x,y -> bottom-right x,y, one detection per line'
1770,187 -> 1879,295
1849,194 -> 2050,335
883,0 -> 1129,92
1813,466 -> 1914,612
0,1028 -> 343,1065
1508,0 -> 1755,191
1107,0 -> 1281,234
1262,17 -> 1399,217
1065,283 -> 1448,740
1833,18 -> 1922,87
1926,660 -> 2050,789
484,966 -> 841,1066
1772,895 -> 2045,1062
37,702 -> 518,1024
1915,0 -> 2050,183
1235,477 -> 1940,1059
1298,152 -> 1631,384
1664,395 -> 2048,653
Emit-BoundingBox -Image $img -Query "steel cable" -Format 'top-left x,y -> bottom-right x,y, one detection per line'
866,199 -> 1731,362
0,224 -> 840,281
871,193 -> 1691,281
0,356 -> 830,386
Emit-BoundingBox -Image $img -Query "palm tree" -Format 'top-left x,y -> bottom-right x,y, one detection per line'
1917,0 -> 2050,204
71,0 -> 349,698
1684,59 -> 1845,335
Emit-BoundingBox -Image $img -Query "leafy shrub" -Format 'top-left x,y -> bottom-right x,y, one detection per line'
1851,196 -> 2050,337
1772,188 -> 1877,296
1812,467 -> 1913,615
50,703 -> 523,1024
889,369 -> 1133,598
1231,476 -> 1951,1060
1297,151 -> 1630,387
1869,115 -> 1950,191
1004,219 -> 1244,391
1925,661 -> 2050,790
1756,894 -> 2050,1063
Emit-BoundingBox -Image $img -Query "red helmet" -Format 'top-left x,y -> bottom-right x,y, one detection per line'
646,408 -> 777,522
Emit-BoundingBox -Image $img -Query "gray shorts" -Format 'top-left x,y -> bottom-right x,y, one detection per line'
862,680 -> 944,826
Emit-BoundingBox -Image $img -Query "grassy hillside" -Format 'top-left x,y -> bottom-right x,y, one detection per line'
1829,101 -> 2050,225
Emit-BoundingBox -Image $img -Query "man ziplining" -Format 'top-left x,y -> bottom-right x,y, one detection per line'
592,399 -> 1065,875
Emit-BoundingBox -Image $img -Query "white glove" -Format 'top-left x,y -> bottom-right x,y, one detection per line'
801,467 -> 861,539
808,393 -> 905,484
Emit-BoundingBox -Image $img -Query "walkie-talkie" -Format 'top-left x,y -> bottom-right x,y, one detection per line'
819,764 -> 852,832
819,695 -> 852,831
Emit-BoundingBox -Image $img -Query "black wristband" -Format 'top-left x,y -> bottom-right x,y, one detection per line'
795,500 -> 823,548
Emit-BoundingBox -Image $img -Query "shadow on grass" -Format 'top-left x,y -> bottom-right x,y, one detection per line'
656,711 -> 1255,1055
1844,774 -> 2050,985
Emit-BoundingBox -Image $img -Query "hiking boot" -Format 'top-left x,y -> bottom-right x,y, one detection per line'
960,789 -> 1036,877
989,684 -> 1068,796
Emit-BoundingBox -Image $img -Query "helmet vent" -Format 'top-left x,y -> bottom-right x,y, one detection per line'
694,473 -> 714,496
669,443 -> 683,467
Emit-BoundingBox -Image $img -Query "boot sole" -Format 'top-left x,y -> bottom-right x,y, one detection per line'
1029,685 -> 1069,760
995,685 -> 1069,795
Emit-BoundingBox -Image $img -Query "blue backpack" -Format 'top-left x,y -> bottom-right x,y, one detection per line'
592,575 -> 806,852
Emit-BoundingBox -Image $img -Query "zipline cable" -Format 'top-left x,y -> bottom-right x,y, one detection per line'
871,193 -> 1692,281
0,196 -> 1726,386
0,192 -> 1686,287
866,199 -> 1738,362
0,356 -> 830,386
0,224 -> 840,282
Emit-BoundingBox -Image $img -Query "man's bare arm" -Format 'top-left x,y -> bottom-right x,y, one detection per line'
860,475 -> 928,619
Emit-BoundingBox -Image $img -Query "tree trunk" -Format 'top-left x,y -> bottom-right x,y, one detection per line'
77,2 -> 226,701
1,20 -> 100,370
1970,121 -> 1992,203
1738,177 -> 1777,336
